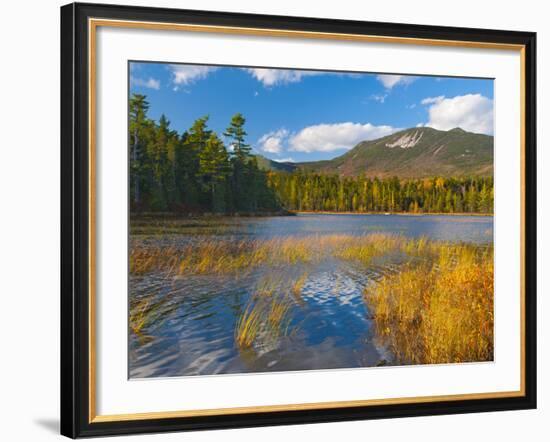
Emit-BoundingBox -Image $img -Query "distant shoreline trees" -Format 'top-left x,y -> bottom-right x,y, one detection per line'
129,93 -> 493,215
267,173 -> 493,214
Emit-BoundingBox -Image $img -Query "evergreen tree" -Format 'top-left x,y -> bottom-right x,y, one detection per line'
129,94 -> 150,207
224,113 -> 251,160
198,133 -> 230,211
148,114 -> 171,210
224,113 -> 254,211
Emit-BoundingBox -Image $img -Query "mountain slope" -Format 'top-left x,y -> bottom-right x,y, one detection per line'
296,127 -> 493,178
255,154 -> 297,173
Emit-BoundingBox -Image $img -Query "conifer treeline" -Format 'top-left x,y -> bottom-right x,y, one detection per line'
129,94 -> 280,213
267,173 -> 493,214
130,93 -> 493,215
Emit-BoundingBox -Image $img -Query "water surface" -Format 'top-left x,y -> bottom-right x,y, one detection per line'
129,214 -> 493,378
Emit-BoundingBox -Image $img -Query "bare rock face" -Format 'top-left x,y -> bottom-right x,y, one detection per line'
385,130 -> 423,149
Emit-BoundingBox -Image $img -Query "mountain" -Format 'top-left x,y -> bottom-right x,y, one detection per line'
292,127 -> 493,178
255,154 -> 297,173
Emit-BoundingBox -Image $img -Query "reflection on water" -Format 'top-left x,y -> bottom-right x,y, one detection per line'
129,214 -> 493,378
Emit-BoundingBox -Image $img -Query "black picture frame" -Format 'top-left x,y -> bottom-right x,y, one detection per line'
61,2 -> 537,438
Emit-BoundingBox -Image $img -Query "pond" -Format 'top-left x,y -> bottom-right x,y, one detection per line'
129,214 -> 493,378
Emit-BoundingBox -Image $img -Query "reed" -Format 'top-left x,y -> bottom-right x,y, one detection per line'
234,300 -> 264,349
130,236 -> 316,276
131,232 -> 493,364
130,233 -> 412,276
234,296 -> 294,350
129,296 -> 169,337
364,244 -> 493,364
129,284 -> 181,340
234,275 -> 299,350
334,234 -> 405,265
291,272 -> 308,297
129,298 -> 152,336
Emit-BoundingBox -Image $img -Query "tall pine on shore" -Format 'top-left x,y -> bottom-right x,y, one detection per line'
129,94 -> 150,207
224,113 -> 252,211
199,133 -> 230,212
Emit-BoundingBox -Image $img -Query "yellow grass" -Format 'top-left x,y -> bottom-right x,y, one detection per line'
129,296 -> 165,337
364,244 -> 493,364
234,300 -> 264,349
334,233 -> 405,264
291,272 -> 308,297
129,291 -> 179,340
130,233 -> 494,363
129,298 -> 151,336
235,296 -> 294,349
130,237 -> 318,276
130,233 -> 410,276
234,275 -> 297,350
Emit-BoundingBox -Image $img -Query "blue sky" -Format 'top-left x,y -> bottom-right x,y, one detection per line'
130,62 -> 493,162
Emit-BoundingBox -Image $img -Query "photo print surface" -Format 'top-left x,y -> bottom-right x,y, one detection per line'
128,62 -> 494,379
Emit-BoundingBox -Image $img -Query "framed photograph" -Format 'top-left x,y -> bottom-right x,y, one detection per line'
60,2 -> 536,438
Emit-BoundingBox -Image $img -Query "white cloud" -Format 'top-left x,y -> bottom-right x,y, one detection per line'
245,68 -> 361,87
421,95 -> 445,105
257,129 -> 289,154
130,76 -> 160,90
289,122 -> 399,153
169,65 -> 217,85
274,157 -> 295,163
246,68 -> 320,87
376,74 -> 416,89
370,94 -> 388,103
422,94 -> 494,135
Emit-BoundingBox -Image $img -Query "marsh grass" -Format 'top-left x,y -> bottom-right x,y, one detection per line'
130,237 -> 317,276
234,274 -> 299,350
130,233 -> 409,277
364,244 -> 494,364
129,290 -> 179,342
130,232 -> 493,364
130,217 -> 243,236
333,233 -> 406,265
129,297 -> 163,339
291,272 -> 309,302
234,294 -> 294,350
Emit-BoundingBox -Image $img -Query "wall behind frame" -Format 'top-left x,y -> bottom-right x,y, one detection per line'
0,0 -> 546,441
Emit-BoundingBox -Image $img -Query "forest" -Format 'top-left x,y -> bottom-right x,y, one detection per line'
129,93 -> 493,215
129,94 -> 280,213
267,173 -> 493,214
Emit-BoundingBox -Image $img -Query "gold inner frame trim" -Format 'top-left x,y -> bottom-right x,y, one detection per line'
88,17 -> 527,424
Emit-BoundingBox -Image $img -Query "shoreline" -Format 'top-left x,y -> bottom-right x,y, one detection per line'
292,211 -> 493,217
131,210 -> 295,219
130,210 -> 493,219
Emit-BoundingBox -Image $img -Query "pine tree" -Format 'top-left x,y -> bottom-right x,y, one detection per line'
198,133 -> 230,211
224,113 -> 251,161
129,93 -> 150,206
224,113 -> 254,210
